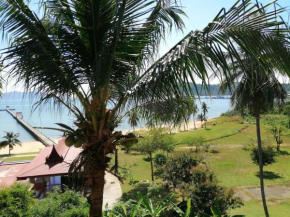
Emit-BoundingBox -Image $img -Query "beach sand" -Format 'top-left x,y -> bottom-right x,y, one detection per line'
0,138 -> 62,155
121,119 -> 213,134
0,119 -> 213,155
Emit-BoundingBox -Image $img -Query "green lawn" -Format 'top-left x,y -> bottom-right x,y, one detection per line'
231,199 -> 290,217
0,152 -> 39,162
2,155 -> 36,162
116,115 -> 290,216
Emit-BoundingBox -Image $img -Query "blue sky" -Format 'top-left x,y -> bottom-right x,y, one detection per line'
160,0 -> 290,55
2,0 -> 290,92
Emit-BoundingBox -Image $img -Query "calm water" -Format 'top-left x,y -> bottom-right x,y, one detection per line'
0,95 -> 231,142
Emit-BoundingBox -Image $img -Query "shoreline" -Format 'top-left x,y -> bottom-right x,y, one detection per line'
0,118 -> 216,155
0,138 -> 62,155
121,118 -> 215,134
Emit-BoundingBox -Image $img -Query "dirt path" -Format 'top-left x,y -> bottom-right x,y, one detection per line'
103,172 -> 122,209
236,186 -> 290,201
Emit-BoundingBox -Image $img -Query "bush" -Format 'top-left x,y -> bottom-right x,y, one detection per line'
190,181 -> 243,216
155,153 -> 200,188
120,183 -> 168,204
250,145 -> 277,166
0,183 -> 34,217
29,187 -> 89,217
154,153 -> 167,166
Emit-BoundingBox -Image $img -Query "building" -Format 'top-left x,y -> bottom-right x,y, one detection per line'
16,137 -> 82,198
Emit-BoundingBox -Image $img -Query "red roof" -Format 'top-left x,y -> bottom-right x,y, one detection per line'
0,162 -> 29,188
17,137 -> 82,179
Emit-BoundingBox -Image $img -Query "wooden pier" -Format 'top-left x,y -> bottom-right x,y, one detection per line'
6,108 -> 56,146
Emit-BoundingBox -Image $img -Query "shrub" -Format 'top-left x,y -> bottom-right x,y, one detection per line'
250,145 -> 277,166
190,181 -> 243,216
29,187 -> 89,217
155,153 -> 200,188
0,183 -> 34,217
154,153 -> 167,166
120,183 -> 168,204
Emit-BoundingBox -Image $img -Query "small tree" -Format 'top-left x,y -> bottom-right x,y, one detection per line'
201,102 -> 209,129
284,105 -> 290,129
185,137 -> 205,153
197,113 -> 205,128
271,126 -> 283,152
192,103 -> 199,130
134,128 -> 174,182
251,145 -> 277,166
0,132 -> 21,155
128,109 -> 139,131
155,153 -> 199,188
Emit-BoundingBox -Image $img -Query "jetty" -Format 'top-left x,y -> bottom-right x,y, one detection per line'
5,108 -> 56,146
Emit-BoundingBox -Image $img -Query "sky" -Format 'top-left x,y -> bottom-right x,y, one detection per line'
1,0 -> 290,92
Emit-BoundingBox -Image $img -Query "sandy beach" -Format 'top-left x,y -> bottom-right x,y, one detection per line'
121,119 -> 212,134
0,138 -> 62,155
0,119 -> 212,155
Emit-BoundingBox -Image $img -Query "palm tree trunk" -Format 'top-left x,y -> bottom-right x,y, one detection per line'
193,119 -> 196,130
149,152 -> 154,182
89,169 -> 105,217
114,148 -> 118,175
256,116 -> 270,217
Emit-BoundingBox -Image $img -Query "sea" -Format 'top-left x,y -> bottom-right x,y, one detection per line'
0,93 -> 232,142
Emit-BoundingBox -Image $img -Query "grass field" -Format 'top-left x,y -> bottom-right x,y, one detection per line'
2,115 -> 290,216
0,152 -> 38,162
115,115 -> 290,216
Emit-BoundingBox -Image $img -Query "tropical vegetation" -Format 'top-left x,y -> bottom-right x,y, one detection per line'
1,0 -> 290,216
0,132 -> 22,155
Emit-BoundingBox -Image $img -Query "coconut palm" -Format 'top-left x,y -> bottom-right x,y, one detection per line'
192,103 -> 199,130
0,132 -> 21,155
201,102 -> 209,128
128,109 -> 139,132
1,0 -> 290,216
220,58 -> 287,217
197,113 -> 204,128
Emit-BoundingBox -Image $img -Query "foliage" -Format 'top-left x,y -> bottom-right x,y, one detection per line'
120,183 -> 169,205
105,192 -> 177,217
271,126 -> 283,151
134,128 -> 175,181
155,153 -> 200,188
154,153 -> 167,167
184,136 -> 206,153
283,105 -> 290,129
0,183 -> 33,217
1,0 -> 290,214
128,109 -> 140,131
251,145 -> 277,167
197,113 -> 205,127
134,128 -> 174,155
30,188 -> 89,217
0,132 -> 22,155
189,181 -> 243,216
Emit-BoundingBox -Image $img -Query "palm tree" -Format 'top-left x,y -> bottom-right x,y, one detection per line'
197,113 -> 204,128
220,59 -> 287,217
0,132 -> 22,155
128,109 -> 139,132
192,103 -> 199,130
201,102 -> 209,128
1,0 -> 289,216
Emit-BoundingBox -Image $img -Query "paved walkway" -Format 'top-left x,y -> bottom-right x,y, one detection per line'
103,172 -> 122,209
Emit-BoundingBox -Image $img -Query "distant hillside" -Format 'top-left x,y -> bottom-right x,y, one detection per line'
2,83 -> 290,98
189,83 -> 290,96
1,91 -> 37,99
